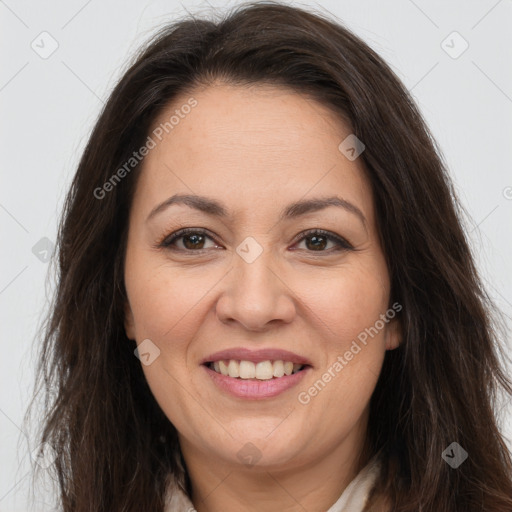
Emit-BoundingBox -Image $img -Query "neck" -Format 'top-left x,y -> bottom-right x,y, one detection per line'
179,409 -> 371,512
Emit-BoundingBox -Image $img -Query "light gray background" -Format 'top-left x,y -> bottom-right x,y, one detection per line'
1,0 -> 511,510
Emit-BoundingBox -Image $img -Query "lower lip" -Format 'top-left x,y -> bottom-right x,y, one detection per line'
202,364 -> 310,399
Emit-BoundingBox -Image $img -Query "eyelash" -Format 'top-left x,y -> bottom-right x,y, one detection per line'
157,227 -> 354,254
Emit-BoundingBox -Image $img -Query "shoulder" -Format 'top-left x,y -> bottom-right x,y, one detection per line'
164,476 -> 195,512
327,453 -> 383,512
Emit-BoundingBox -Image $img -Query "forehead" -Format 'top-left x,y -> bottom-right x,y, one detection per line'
133,83 -> 373,226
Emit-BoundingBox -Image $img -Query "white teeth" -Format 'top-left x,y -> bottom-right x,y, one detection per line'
273,360 -> 284,378
239,360 -> 256,379
219,360 -> 229,376
210,359 -> 305,380
227,359 -> 240,378
255,361 -> 273,380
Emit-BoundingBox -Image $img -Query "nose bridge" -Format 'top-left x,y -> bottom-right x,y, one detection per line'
233,234 -> 279,300
216,235 -> 295,329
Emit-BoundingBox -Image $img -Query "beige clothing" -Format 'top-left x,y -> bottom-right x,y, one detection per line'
164,455 -> 381,512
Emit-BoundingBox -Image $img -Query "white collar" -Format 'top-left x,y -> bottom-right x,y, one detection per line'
164,455 -> 381,512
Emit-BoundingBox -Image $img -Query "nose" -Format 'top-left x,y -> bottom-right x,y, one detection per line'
215,242 -> 296,331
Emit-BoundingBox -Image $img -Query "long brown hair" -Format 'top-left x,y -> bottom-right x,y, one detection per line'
27,1 -> 512,510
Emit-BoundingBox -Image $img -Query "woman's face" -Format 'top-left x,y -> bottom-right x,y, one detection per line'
124,83 -> 400,472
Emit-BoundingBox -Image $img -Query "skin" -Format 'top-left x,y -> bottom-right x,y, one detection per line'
124,82 -> 401,512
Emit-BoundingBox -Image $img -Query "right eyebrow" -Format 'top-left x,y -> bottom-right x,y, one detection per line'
146,193 -> 367,229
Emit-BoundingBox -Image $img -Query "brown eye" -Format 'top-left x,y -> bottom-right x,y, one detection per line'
160,228 -> 353,254
160,229 -> 218,252
181,233 -> 207,250
302,233 -> 330,251
293,229 -> 353,252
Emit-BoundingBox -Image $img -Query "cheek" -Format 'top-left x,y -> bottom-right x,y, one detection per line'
297,262 -> 390,349
126,263 -> 208,431
126,259 -> 211,341
293,262 -> 389,410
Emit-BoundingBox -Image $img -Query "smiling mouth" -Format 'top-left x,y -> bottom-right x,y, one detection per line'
205,359 -> 309,380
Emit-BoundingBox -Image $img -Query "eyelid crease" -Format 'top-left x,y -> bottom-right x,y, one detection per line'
156,227 -> 355,253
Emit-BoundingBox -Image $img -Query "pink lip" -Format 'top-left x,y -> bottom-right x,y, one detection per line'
201,347 -> 312,366
203,364 -> 311,399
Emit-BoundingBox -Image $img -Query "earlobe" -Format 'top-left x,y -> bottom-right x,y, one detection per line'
124,301 -> 135,340
385,317 -> 402,351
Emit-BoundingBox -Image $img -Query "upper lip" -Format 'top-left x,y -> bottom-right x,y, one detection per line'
201,348 -> 313,366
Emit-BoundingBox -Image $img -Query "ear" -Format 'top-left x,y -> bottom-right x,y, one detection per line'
385,316 -> 402,351
124,301 -> 136,340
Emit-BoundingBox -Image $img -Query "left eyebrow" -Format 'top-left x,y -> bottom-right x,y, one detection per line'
146,193 -> 367,228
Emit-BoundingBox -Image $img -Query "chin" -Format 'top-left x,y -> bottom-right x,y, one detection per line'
206,423 -> 307,469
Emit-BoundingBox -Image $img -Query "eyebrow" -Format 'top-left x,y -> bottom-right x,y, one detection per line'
146,193 -> 366,227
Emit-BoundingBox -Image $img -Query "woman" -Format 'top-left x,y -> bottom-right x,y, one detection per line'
28,2 -> 512,511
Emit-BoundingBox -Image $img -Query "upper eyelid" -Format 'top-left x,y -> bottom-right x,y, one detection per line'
160,227 -> 353,250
